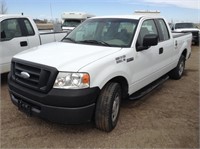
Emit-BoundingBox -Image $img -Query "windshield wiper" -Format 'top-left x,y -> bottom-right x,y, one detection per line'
63,37 -> 76,43
78,40 -> 111,47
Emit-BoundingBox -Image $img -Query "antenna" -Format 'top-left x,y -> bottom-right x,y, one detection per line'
50,3 -> 53,21
50,2 -> 56,40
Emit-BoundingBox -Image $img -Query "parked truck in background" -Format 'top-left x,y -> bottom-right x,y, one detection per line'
61,12 -> 95,31
8,15 -> 192,132
0,14 -> 68,74
172,22 -> 199,45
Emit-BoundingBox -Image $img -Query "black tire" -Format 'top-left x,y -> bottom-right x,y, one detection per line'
195,41 -> 199,46
169,55 -> 185,80
95,82 -> 122,132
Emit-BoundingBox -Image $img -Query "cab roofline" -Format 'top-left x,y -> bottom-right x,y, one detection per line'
89,14 -> 163,20
0,14 -> 28,19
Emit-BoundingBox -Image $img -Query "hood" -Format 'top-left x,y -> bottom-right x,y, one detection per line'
62,26 -> 75,31
174,28 -> 200,32
14,42 -> 121,72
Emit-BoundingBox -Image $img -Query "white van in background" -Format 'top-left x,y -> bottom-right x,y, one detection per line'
61,12 -> 95,31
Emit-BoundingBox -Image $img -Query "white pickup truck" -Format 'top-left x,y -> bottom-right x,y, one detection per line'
0,14 -> 68,73
172,22 -> 200,45
8,15 -> 192,132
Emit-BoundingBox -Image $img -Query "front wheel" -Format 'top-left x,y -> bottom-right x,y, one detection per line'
169,55 -> 185,80
95,82 -> 122,132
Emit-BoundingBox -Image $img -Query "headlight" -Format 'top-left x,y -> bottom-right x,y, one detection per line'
53,72 -> 90,89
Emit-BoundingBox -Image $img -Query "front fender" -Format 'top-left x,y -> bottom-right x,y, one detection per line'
80,56 -> 131,90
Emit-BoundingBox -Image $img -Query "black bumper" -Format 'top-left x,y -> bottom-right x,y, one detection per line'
8,73 -> 100,124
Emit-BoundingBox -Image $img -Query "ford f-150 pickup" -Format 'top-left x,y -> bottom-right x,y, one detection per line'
8,15 -> 192,132
172,22 -> 199,45
0,14 -> 68,74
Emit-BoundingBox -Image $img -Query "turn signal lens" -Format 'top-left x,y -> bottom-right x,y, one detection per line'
82,74 -> 90,84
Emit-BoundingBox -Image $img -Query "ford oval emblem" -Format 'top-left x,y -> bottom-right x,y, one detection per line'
20,71 -> 30,79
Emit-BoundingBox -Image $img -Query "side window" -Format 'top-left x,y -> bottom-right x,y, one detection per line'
23,19 -> 35,36
157,19 -> 170,41
137,19 -> 158,47
0,19 -> 22,41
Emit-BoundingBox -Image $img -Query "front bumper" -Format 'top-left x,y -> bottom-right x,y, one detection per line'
8,73 -> 100,124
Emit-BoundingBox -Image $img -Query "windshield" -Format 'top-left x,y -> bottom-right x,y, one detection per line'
63,18 -> 138,47
175,23 -> 194,29
62,20 -> 81,27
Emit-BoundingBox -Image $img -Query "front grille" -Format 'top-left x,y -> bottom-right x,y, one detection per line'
11,59 -> 58,93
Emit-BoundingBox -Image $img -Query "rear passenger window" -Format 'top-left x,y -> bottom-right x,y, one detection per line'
23,19 -> 35,36
157,19 -> 170,41
0,19 -> 22,41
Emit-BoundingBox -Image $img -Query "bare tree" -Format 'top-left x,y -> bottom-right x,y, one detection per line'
0,0 -> 8,14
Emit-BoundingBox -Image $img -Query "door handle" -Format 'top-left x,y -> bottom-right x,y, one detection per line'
159,47 -> 163,54
20,41 -> 28,47
175,40 -> 178,47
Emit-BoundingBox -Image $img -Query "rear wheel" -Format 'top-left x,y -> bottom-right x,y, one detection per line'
95,82 -> 121,132
195,40 -> 199,46
169,55 -> 185,80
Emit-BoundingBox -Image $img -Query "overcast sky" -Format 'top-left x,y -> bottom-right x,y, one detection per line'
4,0 -> 200,23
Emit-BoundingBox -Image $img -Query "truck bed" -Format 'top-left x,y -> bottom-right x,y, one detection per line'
39,31 -> 69,44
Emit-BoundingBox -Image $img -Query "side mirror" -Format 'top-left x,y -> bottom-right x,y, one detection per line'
143,34 -> 158,47
1,31 -> 6,39
137,34 -> 158,51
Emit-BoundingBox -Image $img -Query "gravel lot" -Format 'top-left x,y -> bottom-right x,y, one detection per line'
1,46 -> 199,148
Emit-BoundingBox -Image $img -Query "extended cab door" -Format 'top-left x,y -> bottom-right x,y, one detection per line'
0,17 -> 40,73
154,19 -> 174,73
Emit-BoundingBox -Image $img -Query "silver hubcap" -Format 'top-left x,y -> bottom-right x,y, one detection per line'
112,93 -> 120,122
179,61 -> 184,76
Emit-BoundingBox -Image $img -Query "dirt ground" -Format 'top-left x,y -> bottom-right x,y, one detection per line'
0,46 -> 199,148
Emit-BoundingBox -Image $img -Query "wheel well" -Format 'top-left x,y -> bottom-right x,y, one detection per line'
109,76 -> 129,99
182,49 -> 187,59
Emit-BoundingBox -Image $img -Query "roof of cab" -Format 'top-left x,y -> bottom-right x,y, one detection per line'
90,14 -> 163,20
0,14 -> 28,19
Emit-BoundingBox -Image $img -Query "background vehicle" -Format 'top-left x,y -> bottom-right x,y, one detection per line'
61,12 -> 95,31
8,15 -> 192,132
172,22 -> 200,45
0,14 -> 68,74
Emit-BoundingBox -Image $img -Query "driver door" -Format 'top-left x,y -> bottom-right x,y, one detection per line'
0,18 -> 29,73
130,19 -> 160,92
